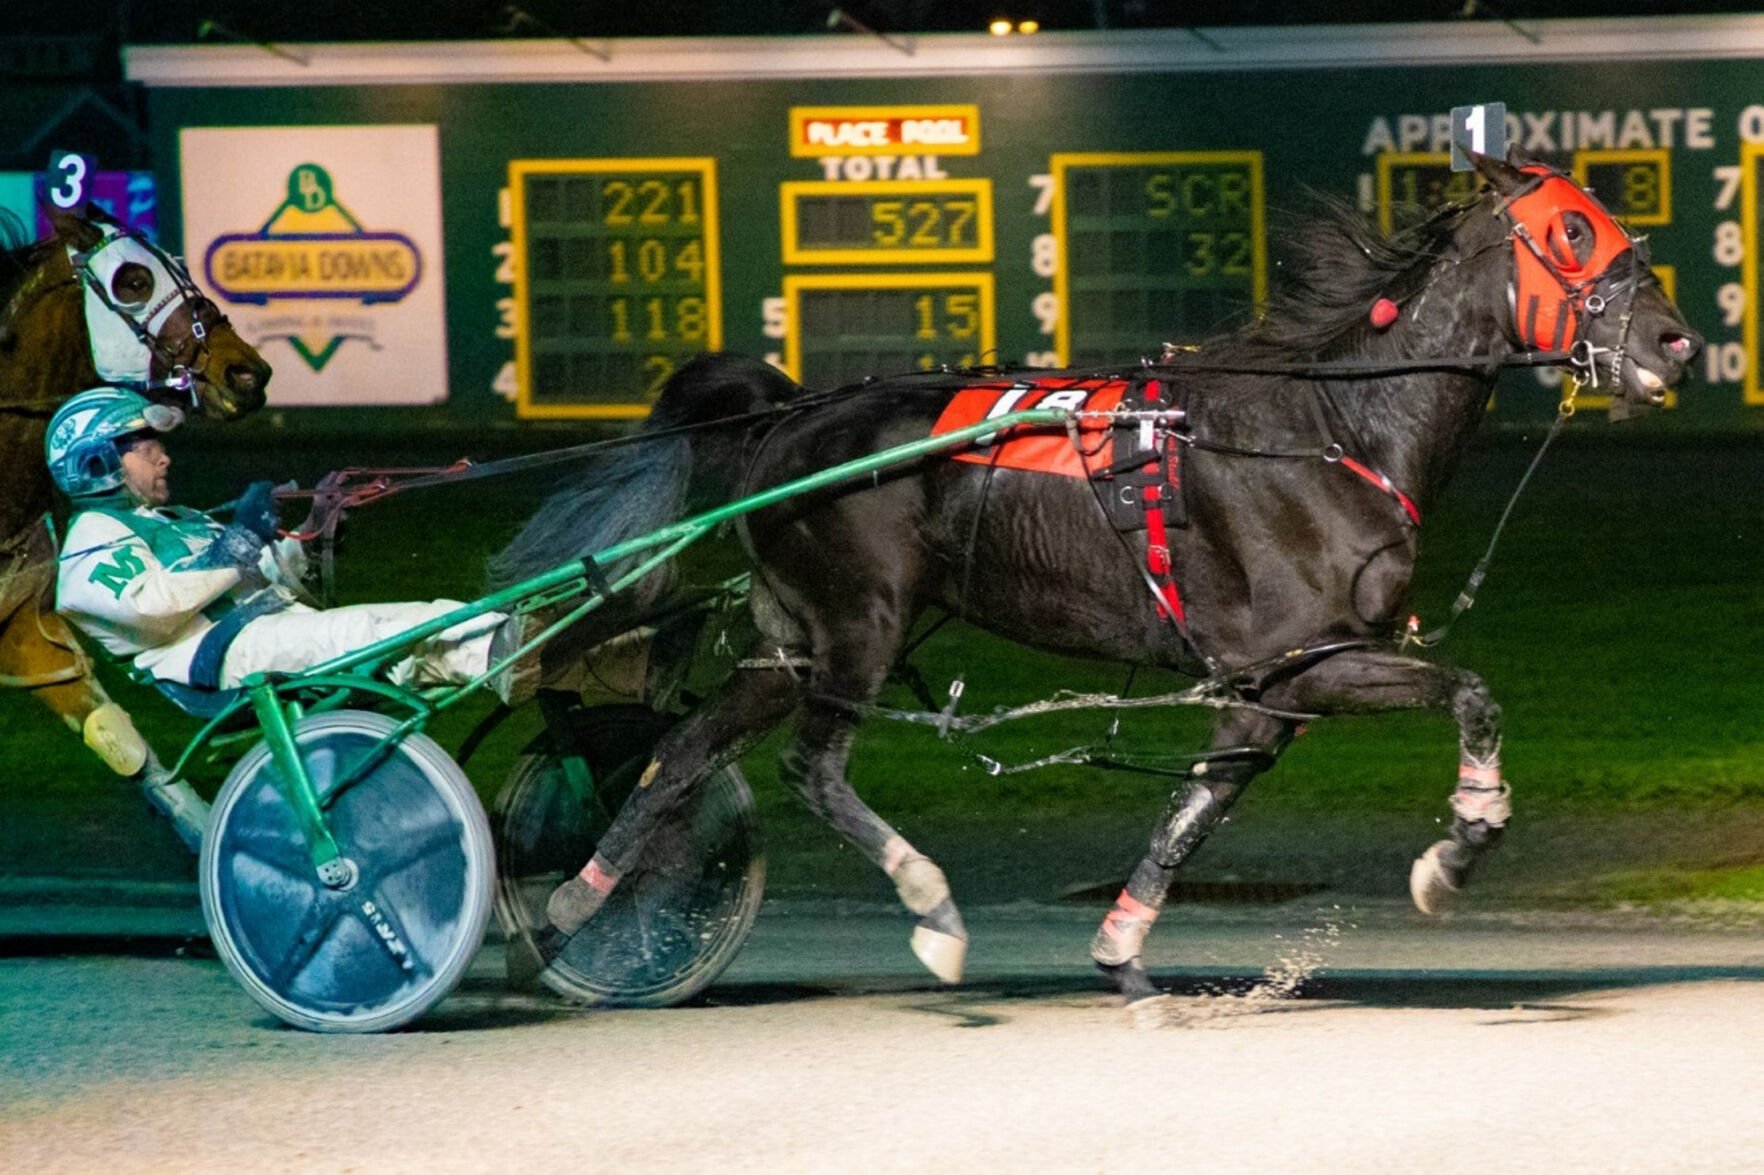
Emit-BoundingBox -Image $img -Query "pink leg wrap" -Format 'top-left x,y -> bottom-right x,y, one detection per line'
1091,889 -> 1160,967
1451,760 -> 1511,825
580,856 -> 620,894
1458,762 -> 1502,788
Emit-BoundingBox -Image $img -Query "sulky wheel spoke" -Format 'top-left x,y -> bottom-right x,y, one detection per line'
267,897 -> 346,990
358,885 -> 435,982
357,819 -> 468,886
231,832 -> 326,882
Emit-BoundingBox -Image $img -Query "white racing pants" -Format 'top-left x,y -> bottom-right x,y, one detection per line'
217,601 -> 508,691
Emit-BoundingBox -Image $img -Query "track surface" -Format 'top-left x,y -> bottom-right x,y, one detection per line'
3,900 -> 1762,1171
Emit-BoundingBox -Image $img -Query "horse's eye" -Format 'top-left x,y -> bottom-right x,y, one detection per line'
1548,213 -> 1596,269
111,262 -> 154,305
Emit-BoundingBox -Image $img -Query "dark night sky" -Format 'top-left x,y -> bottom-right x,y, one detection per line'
11,1 -> 1764,44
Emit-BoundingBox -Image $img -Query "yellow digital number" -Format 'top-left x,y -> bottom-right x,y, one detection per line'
603,180 -> 635,226
912,291 -> 980,339
908,201 -> 943,247
674,239 -> 706,284
913,292 -> 938,341
946,199 -> 976,246
610,237 -> 705,286
871,200 -> 906,246
677,296 -> 708,342
1623,163 -> 1661,216
675,179 -> 701,225
945,292 -> 979,339
638,179 -> 670,225
643,355 -> 675,399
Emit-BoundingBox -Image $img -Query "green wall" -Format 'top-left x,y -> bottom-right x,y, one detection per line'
143,46 -> 1764,429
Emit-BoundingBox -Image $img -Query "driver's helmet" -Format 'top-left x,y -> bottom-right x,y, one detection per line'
45,387 -> 182,499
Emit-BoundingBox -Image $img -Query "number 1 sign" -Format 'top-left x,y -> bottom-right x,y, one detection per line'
1450,102 -> 1508,171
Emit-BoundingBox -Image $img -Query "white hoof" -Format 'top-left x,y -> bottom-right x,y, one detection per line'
911,924 -> 968,984
1409,840 -> 1461,916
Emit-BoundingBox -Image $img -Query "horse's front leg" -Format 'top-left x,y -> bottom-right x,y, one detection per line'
780,687 -> 970,984
1271,648 -> 1508,915
1092,708 -> 1296,1002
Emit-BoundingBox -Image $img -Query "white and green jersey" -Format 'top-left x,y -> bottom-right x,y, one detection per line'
56,502 -> 306,684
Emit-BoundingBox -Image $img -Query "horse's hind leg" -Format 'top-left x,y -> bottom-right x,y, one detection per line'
1273,649 -> 1509,915
1092,708 -> 1295,1002
1,602 -> 206,853
544,654 -> 803,935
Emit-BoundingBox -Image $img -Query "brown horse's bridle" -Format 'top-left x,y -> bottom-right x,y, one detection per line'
67,224 -> 234,410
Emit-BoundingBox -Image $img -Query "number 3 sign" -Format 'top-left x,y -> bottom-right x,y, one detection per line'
46,150 -> 97,212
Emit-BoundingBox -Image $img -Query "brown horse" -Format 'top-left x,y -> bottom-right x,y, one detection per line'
0,205 -> 270,850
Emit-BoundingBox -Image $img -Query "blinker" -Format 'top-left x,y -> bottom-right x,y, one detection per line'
1502,166 -> 1635,352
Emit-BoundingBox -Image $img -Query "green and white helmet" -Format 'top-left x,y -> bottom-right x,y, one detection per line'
45,387 -> 182,499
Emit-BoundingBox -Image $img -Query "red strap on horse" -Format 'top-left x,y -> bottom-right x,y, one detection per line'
1143,484 -> 1186,625
1336,453 -> 1422,527
1137,381 -> 1187,627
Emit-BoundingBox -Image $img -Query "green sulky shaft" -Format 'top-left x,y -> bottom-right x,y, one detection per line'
292,406 -> 1071,681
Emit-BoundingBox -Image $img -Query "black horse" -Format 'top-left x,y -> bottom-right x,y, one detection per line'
498,152 -> 1701,1001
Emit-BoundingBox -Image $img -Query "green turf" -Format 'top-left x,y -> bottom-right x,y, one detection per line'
4,420 -> 1762,895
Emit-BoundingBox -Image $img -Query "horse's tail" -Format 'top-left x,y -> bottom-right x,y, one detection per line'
488,354 -> 799,615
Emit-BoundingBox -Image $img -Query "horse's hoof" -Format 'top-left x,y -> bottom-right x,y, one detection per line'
505,932 -> 544,989
1128,994 -> 1179,1029
546,875 -> 609,935
1410,840 -> 1462,916
505,925 -> 568,990
911,923 -> 967,984
1095,958 -> 1162,1003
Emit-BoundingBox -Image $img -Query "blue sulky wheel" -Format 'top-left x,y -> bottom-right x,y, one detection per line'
199,710 -> 494,1033
494,704 -> 763,1008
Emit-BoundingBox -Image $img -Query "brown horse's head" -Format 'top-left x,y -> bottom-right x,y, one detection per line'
46,206 -> 270,421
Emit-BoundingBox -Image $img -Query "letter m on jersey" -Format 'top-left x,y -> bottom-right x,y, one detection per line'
89,547 -> 146,599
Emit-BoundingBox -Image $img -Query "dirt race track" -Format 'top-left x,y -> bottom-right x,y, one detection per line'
3,900 -> 1762,1172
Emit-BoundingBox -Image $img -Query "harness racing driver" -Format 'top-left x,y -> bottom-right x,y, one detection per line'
47,388 -> 529,842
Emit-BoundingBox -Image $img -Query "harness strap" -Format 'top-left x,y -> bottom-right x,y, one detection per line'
1133,380 -> 1187,628
1335,453 -> 1422,527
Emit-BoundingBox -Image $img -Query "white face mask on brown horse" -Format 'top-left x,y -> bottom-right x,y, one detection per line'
67,223 -> 223,414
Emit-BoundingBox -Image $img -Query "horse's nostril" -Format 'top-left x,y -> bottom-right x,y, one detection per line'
1663,331 -> 1701,361
226,363 -> 260,393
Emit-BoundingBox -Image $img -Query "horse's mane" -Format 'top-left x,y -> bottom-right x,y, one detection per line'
0,218 -> 82,344
1229,193 -> 1472,360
